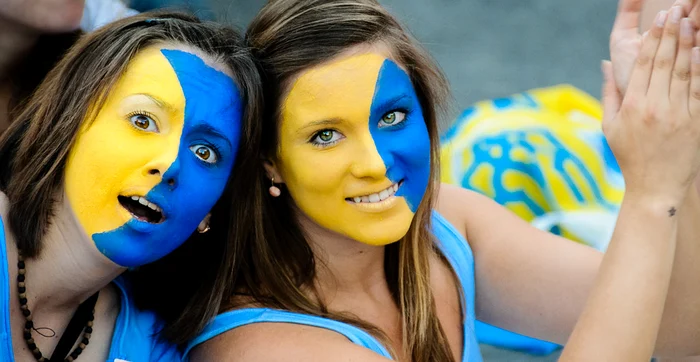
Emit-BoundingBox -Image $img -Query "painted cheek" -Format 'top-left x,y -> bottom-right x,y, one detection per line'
368,60 -> 431,212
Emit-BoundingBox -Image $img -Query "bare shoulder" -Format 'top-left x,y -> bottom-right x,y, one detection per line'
189,322 -> 393,362
435,183 -> 509,240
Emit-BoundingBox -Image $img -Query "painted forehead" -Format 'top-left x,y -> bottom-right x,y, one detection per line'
111,46 -> 242,139
160,48 -> 242,139
283,53 -> 415,124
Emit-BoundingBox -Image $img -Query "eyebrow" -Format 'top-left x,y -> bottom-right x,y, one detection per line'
135,93 -> 178,113
297,118 -> 343,134
372,94 -> 410,113
195,124 -> 233,149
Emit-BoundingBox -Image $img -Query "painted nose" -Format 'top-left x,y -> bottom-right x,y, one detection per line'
144,158 -> 178,189
350,133 -> 388,179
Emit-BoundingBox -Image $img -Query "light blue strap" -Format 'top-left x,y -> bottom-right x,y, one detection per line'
184,308 -> 392,359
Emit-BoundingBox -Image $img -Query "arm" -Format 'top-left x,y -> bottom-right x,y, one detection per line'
440,185 -> 679,359
439,6 -> 700,358
611,0 -> 700,354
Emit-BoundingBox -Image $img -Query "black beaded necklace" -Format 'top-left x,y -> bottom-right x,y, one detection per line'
17,253 -> 99,362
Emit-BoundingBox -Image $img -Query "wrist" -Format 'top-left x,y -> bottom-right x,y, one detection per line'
622,190 -> 684,218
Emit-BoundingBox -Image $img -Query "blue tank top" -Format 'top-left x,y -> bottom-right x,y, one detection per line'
184,211 -> 483,361
0,216 -> 181,362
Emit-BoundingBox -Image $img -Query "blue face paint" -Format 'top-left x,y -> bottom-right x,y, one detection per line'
368,60 -> 431,212
93,49 -> 242,267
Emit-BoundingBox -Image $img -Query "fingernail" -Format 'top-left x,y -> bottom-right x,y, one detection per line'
693,47 -> 700,63
671,6 -> 683,23
656,10 -> 669,28
682,18 -> 693,36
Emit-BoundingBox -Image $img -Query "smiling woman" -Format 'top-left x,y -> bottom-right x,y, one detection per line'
0,11 -> 261,361
186,1 -> 700,362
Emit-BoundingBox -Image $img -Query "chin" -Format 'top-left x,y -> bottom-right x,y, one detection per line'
348,220 -> 412,246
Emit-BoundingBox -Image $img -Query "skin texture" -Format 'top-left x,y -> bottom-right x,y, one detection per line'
64,45 -> 242,267
277,53 -> 430,246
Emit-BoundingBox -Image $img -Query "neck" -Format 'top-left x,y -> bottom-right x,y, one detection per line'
5,196 -> 125,312
297,212 -> 389,300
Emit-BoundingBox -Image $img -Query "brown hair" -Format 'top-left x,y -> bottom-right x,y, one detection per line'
238,0 -> 453,360
0,11 -> 263,345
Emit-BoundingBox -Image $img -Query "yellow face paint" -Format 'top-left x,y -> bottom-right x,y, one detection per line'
278,53 -> 431,245
64,45 -> 243,266
65,46 -> 185,238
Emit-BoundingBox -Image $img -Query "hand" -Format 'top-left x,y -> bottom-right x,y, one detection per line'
610,0 -> 700,95
609,0 -> 644,95
603,8 -> 700,203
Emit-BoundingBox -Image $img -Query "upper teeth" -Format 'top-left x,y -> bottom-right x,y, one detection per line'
352,183 -> 399,203
130,195 -> 162,212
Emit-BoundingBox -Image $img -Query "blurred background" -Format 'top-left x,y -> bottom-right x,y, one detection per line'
131,0 -> 618,131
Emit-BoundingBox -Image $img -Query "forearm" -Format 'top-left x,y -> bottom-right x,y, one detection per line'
656,185 -> 700,356
560,194 -> 679,361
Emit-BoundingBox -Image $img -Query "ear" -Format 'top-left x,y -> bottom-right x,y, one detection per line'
197,213 -> 211,233
264,159 -> 285,184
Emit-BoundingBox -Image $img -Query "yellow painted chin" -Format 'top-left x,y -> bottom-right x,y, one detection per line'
294,191 -> 415,246
64,45 -> 186,239
278,52 -> 415,246
340,197 -> 414,246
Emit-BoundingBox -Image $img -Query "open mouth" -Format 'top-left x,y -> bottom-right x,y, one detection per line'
346,180 -> 403,204
118,195 -> 165,224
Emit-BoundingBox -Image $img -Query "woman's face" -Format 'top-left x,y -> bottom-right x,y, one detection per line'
64,44 -> 243,267
0,0 -> 85,33
276,50 -> 431,246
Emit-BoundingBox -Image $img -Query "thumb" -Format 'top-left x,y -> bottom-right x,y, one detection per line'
601,60 -> 622,126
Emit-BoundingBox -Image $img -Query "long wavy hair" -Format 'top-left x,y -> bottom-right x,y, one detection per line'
235,0 -> 454,360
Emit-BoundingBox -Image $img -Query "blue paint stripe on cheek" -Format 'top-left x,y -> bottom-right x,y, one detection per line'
367,60 -> 431,212
93,50 -> 243,267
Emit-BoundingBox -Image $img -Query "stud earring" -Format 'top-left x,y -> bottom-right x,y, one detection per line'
269,176 -> 281,197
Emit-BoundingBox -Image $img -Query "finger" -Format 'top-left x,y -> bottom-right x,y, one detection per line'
674,0 -> 693,13
613,0 -> 643,34
648,6 -> 684,98
602,60 -> 622,125
614,0 -> 644,32
686,1 -> 700,25
670,18 -> 695,102
689,46 -> 700,115
628,10 -> 668,97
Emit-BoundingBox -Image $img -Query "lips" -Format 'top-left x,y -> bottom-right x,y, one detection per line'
346,180 -> 403,203
118,195 -> 165,223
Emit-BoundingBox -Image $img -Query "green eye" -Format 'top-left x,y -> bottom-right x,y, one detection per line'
382,112 -> 396,124
319,130 -> 333,142
378,111 -> 406,128
311,129 -> 343,147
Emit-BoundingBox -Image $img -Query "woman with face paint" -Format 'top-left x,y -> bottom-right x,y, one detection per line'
0,11 -> 261,361
182,1 -> 700,361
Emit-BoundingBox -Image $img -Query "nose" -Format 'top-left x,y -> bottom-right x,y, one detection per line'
144,157 -> 179,189
349,133 -> 388,180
